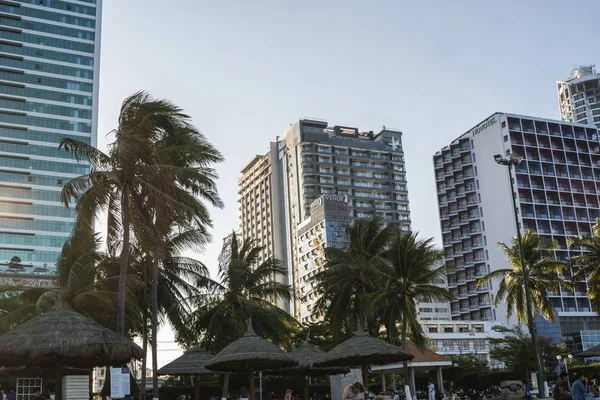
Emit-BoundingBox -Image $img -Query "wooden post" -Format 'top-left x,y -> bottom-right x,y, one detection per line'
194,377 -> 201,400
361,364 -> 369,394
249,369 -> 256,400
304,376 -> 309,400
55,362 -> 63,400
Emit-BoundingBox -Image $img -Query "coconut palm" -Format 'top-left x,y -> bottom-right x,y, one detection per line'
477,230 -> 571,326
0,228 -> 140,333
186,232 -> 296,397
568,218 -> 600,312
312,217 -> 394,335
189,232 -> 295,351
131,122 -> 222,398
131,229 -> 216,397
60,91 -> 223,336
368,230 -> 451,396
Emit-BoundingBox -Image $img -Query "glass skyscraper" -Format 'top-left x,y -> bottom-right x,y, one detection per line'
0,0 -> 101,278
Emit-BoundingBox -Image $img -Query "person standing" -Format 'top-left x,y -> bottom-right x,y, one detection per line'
7,390 -> 15,400
428,381 -> 436,400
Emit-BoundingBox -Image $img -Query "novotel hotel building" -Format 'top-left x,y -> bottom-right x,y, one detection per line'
238,119 -> 411,318
433,112 -> 600,335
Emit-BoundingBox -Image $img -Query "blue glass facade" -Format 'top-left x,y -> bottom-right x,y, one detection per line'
0,0 -> 101,275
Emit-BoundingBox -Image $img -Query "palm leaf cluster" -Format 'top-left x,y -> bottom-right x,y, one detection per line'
477,230 -> 571,325
312,217 -> 451,353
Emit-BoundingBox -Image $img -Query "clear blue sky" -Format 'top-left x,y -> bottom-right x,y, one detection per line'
97,0 -> 600,363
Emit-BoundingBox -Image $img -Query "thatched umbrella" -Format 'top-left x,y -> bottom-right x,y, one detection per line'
0,304 -> 143,400
267,336 -> 350,400
205,319 -> 298,400
157,346 -> 214,400
575,344 -> 600,358
314,325 -> 413,388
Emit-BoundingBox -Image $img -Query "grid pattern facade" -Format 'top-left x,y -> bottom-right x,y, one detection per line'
506,116 -> 600,313
558,66 -> 600,128
296,195 -> 350,323
237,154 -> 273,265
276,120 -> 411,317
424,321 -> 503,368
238,119 -> 412,316
0,0 -> 101,275
434,139 -> 492,321
435,112 -> 600,324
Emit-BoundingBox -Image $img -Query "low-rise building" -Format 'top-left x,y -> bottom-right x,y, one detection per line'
423,320 -> 503,368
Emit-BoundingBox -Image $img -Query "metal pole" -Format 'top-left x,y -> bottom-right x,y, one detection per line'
259,372 -> 263,400
506,162 -> 545,398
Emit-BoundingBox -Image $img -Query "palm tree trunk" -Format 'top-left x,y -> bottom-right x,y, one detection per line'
400,320 -> 412,399
140,306 -> 148,399
151,255 -> 160,400
117,200 -> 131,336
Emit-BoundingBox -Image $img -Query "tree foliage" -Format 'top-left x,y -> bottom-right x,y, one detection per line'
488,325 -> 565,376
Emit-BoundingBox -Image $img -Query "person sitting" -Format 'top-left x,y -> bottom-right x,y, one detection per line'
553,373 -> 572,400
572,372 -> 590,400
342,383 -> 393,400
523,380 -> 533,400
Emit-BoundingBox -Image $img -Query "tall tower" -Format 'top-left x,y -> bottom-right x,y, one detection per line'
0,0 -> 102,280
434,112 -> 600,341
557,65 -> 600,128
239,119 -> 411,318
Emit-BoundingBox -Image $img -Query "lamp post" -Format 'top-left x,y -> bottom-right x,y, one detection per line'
556,354 -> 574,387
493,153 -> 545,398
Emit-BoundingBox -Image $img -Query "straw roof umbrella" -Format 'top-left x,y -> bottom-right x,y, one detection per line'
0,305 -> 143,400
314,325 -> 413,388
205,319 -> 298,400
157,346 -> 214,400
267,337 -> 350,400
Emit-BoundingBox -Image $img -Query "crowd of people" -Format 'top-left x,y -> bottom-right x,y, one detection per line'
552,372 -> 600,400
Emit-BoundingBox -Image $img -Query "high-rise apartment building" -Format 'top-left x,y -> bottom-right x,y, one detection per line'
0,0 -> 102,279
238,119 -> 411,318
557,65 -> 600,128
296,194 -> 350,324
434,113 -> 600,335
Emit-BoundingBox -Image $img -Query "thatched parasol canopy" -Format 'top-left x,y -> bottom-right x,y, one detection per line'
266,340 -> 350,400
205,322 -> 297,373
205,319 -> 297,400
268,342 -> 350,377
157,346 -> 213,375
576,344 -> 600,358
314,325 -> 413,386
0,306 -> 143,368
0,305 -> 143,400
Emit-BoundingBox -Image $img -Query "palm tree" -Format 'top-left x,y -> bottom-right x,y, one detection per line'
187,232 -> 296,397
477,230 -> 571,326
368,230 -> 451,396
0,228 -> 140,333
134,123 -> 222,398
313,217 -> 394,335
60,91 -> 223,336
131,230 -> 216,398
568,218 -> 600,312
190,232 -> 296,351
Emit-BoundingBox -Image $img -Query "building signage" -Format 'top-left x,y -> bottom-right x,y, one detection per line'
310,194 -> 348,211
470,116 -> 497,137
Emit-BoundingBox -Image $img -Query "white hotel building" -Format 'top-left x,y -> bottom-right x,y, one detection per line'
433,113 -> 600,343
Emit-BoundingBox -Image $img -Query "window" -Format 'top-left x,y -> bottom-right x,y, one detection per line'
482,221 -> 485,231
444,327 -> 453,333
506,149 -> 510,156
502,121 -> 507,129
504,135 -> 508,142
